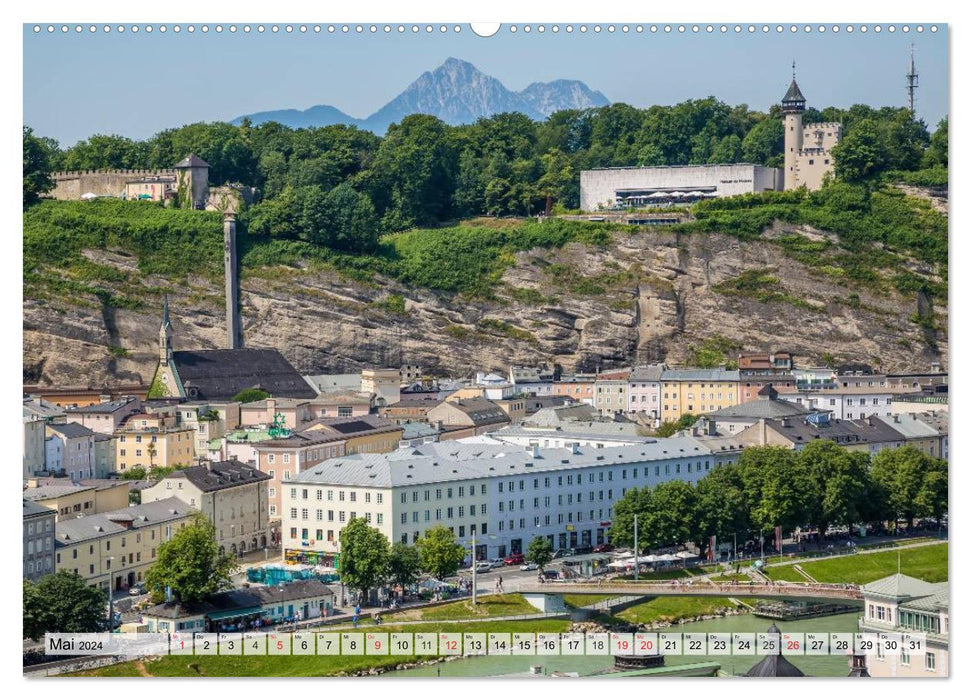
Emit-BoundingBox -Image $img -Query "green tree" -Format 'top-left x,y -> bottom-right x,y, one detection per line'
526,535 -> 553,569
870,446 -> 933,530
23,127 -> 55,209
923,117 -> 948,168
741,117 -> 784,166
738,446 -> 811,536
387,542 -> 421,588
797,440 -> 870,545
144,514 -> 235,604
24,571 -> 108,641
339,517 -> 391,600
915,463 -> 948,525
655,413 -> 699,438
416,524 -> 466,581
695,464 -> 751,557
645,480 -> 699,548
609,486 -> 653,552
832,118 -> 886,182
231,388 -> 271,403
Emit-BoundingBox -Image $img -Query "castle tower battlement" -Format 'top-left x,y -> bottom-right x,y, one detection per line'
782,70 -> 841,191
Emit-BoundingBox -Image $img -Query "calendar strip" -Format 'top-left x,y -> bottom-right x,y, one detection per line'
44,632 -> 928,657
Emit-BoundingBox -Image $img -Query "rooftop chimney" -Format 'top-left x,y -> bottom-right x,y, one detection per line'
528,444 -> 540,458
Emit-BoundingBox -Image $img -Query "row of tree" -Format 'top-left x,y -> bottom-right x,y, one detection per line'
25,100 -> 946,240
609,444 -> 947,557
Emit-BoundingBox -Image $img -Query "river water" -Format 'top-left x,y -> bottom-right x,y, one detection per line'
382,612 -> 862,678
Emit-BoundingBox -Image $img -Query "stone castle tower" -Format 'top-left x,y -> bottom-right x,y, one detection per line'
782,67 -> 842,191
172,153 -> 211,209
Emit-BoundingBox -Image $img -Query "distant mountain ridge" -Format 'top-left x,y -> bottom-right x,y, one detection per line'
231,58 -> 609,132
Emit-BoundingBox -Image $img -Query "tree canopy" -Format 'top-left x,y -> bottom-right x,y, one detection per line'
29,98 -> 942,235
338,518 -> 391,599
23,571 -> 108,641
144,514 -> 235,604
416,524 -> 466,581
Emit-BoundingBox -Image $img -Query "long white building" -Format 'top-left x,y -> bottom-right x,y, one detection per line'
281,437 -> 733,563
580,164 -> 782,212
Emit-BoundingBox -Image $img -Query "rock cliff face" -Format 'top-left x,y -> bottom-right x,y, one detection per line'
23,227 -> 947,387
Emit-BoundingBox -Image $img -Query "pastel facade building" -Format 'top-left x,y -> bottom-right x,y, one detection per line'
45,422 -> 97,480
553,374 -> 597,405
24,415 -> 47,477
659,369 -> 741,423
282,437 -> 728,563
141,460 -> 272,556
627,365 -> 665,421
859,574 -> 948,678
54,498 -> 195,592
23,499 -> 56,581
114,413 -> 196,471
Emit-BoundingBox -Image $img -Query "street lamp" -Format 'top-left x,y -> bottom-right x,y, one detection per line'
633,514 -> 639,582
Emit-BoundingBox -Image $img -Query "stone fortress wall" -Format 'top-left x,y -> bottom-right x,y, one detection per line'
50,169 -> 179,200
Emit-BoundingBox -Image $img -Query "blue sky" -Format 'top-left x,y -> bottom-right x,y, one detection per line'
23,24 -> 948,146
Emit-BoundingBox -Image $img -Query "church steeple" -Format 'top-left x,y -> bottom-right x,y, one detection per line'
159,294 -> 173,367
782,63 -> 807,114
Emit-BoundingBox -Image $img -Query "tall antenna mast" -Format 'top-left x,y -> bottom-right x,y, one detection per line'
906,44 -> 919,114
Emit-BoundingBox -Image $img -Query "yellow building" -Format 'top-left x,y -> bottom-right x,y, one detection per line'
659,369 -> 741,423
115,413 -> 196,471
54,497 -> 196,593
23,480 -> 130,521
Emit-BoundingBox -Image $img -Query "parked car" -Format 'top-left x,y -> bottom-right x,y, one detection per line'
543,570 -> 560,580
128,586 -> 143,596
504,553 -> 525,566
489,558 -> 505,568
593,543 -> 614,553
520,562 -> 539,571
475,562 -> 493,573
552,549 -> 568,559
573,546 -> 593,555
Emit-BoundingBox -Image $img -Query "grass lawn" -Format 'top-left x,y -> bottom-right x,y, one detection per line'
765,543 -> 948,584
73,619 -> 572,677
561,594 -> 619,608
614,597 -> 757,625
384,594 -> 538,622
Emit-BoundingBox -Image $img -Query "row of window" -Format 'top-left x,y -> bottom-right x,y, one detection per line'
24,556 -> 53,575
291,508 -> 386,526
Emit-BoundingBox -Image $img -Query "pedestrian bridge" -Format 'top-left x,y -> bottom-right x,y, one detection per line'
516,581 -> 862,612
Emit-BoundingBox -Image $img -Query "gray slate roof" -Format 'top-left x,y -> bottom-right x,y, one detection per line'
782,79 -> 806,103
46,422 -> 95,439
24,483 -> 93,500
707,396 -> 812,421
167,460 -> 270,492
629,365 -> 666,382
65,398 -> 139,414
144,579 -> 334,619
173,153 -> 210,169
23,498 -> 56,519
55,497 -> 194,546
286,436 -> 713,489
862,573 -> 944,600
172,348 -> 317,401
